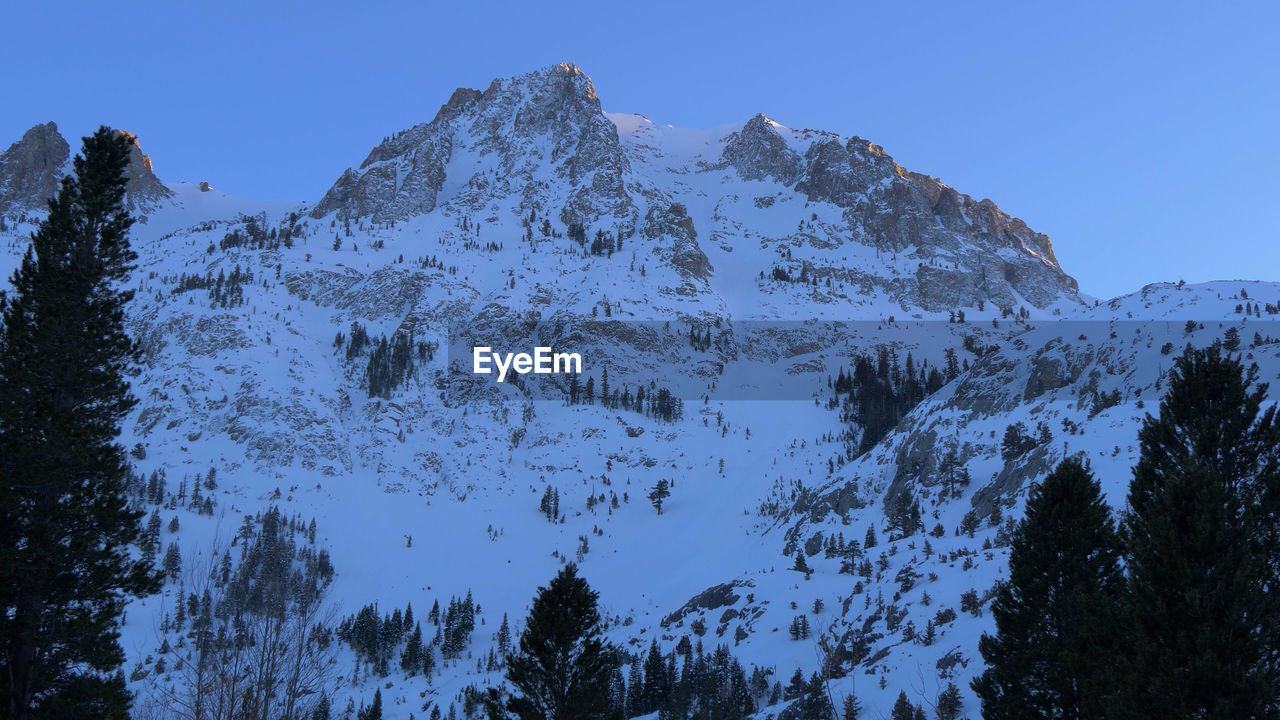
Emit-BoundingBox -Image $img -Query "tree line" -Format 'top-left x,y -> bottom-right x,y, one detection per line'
834,348 -> 946,455
171,264 -> 255,308
566,368 -> 684,422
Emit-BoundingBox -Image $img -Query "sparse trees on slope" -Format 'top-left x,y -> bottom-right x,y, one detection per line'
779,672 -> 832,720
145,507 -> 338,720
972,457 -> 1123,720
0,127 -> 160,719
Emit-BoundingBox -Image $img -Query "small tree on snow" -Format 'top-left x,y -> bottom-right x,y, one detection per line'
648,479 -> 670,515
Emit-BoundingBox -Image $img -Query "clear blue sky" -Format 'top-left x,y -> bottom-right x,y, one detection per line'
2,1 -> 1276,299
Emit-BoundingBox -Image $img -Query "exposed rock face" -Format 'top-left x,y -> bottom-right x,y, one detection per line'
643,201 -> 711,284
794,136 -> 898,207
479,63 -> 632,228
312,99 -> 461,221
713,126 -> 1080,310
0,124 -> 172,215
114,130 -> 174,211
722,114 -> 803,184
311,64 -> 1078,309
0,122 -> 69,213
312,63 -> 634,229
793,137 -> 1076,310
661,580 -> 748,627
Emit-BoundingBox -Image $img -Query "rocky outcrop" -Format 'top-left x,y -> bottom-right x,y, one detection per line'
0,124 -> 172,215
643,201 -> 711,282
722,114 -> 803,184
114,130 -> 174,212
314,138 -> 451,221
661,580 -> 749,628
312,64 -> 634,229
0,122 -> 69,213
794,136 -> 896,206
789,135 -> 1077,310
971,446 -> 1056,520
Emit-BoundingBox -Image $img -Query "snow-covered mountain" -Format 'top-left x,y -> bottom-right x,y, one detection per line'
308,63 -> 1078,314
2,63 -> 1275,719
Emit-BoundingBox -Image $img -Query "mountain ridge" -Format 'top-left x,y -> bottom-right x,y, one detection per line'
0,64 -> 1076,312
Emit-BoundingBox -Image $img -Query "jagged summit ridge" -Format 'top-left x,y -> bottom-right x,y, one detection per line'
312,64 -> 1078,310
716,112 -> 1074,308
0,122 -> 172,215
312,63 -> 633,229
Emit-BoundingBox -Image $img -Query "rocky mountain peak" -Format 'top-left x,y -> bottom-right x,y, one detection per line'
0,124 -> 173,216
496,63 -> 601,134
113,129 -> 174,211
313,63 -> 633,229
0,121 -> 70,214
698,121 -> 1077,310
722,113 -> 803,184
432,87 -> 484,125
310,64 -> 1078,310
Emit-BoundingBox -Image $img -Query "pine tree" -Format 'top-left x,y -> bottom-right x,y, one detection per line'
0,127 -> 160,719
497,613 -> 511,655
972,458 -> 1122,719
358,688 -> 383,720
889,691 -> 926,720
841,693 -> 862,720
488,564 -> 618,720
162,542 -> 182,580
885,486 -> 922,538
402,622 -> 425,675
789,672 -> 832,718
648,478 -> 671,515
625,661 -> 643,715
783,668 -> 806,702
792,550 -> 809,575
1111,346 -> 1280,719
641,639 -> 667,715
935,682 -> 962,720
1224,326 -> 1241,352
